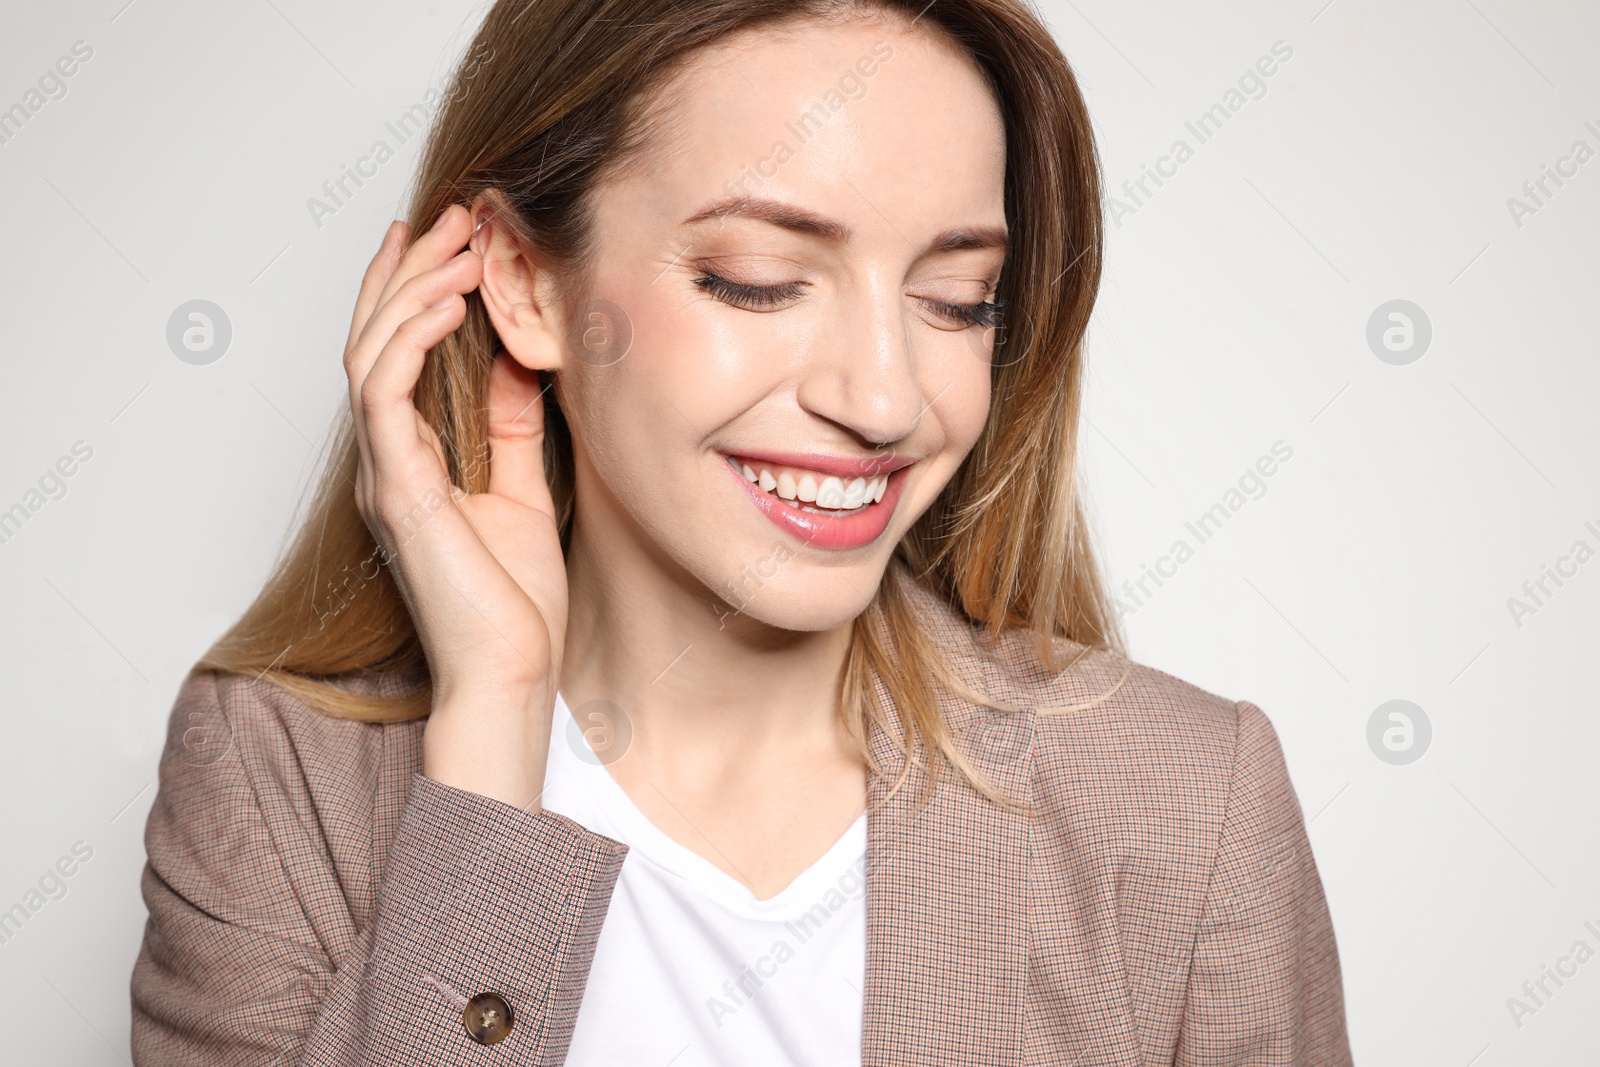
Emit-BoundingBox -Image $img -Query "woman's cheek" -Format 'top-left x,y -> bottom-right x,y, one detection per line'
574,311 -> 734,498
930,345 -> 993,456
699,308 -> 791,395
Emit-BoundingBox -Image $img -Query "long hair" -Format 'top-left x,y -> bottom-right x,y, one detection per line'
196,0 -> 1125,806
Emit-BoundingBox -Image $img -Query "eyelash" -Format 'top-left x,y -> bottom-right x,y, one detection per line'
693,272 -> 1005,329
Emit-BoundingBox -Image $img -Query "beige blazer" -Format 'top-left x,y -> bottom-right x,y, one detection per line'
130,578 -> 1352,1064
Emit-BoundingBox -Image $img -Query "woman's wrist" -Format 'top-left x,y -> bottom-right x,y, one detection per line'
423,687 -> 554,810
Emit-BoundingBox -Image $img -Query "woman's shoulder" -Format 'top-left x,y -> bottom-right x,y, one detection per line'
901,576 -> 1292,809
153,667 -> 427,882
160,666 -> 422,778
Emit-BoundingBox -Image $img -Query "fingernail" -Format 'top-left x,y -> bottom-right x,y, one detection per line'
430,208 -> 454,233
431,293 -> 457,311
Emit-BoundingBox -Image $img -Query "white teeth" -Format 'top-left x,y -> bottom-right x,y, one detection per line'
733,458 -> 893,512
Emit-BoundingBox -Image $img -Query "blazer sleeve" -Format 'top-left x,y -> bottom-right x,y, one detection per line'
1174,699 -> 1354,1067
130,670 -> 627,1066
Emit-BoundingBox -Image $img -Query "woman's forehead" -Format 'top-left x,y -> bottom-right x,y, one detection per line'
599,19 -> 1006,242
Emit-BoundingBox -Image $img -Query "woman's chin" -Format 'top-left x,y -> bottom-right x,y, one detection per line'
706,566 -> 882,634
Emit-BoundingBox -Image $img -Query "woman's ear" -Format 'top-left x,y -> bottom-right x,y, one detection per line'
470,196 -> 566,372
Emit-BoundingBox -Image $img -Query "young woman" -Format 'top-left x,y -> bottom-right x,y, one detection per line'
130,0 -> 1353,1063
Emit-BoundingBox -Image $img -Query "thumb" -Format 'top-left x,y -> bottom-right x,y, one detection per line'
484,350 -> 557,519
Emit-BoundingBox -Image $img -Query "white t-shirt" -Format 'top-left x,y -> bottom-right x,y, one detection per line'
541,692 -> 867,1066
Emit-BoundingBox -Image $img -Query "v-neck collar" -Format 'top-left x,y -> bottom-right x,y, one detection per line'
548,692 -> 867,917
546,664 -> 1150,1067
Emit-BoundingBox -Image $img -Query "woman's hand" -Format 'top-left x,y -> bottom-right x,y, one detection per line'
343,204 -> 566,810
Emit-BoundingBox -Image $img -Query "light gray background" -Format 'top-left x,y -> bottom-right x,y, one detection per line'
2,0 -> 1596,1062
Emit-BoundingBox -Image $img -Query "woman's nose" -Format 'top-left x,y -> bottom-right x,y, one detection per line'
793,282 -> 927,447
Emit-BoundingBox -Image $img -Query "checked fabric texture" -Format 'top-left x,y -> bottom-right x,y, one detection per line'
131,575 -> 1353,1065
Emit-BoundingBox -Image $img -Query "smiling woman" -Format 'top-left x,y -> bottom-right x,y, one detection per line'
129,1 -> 1352,1064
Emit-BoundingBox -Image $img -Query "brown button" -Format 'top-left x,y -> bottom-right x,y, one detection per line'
462,991 -> 514,1045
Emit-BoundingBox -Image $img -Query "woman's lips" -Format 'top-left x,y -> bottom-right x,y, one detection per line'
722,453 -> 909,550
725,449 -> 913,479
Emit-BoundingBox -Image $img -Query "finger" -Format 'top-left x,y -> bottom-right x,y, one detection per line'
371,204 -> 476,328
345,222 -> 410,497
346,220 -> 407,355
484,351 -> 556,518
358,297 -> 468,485
344,245 -> 481,501
345,206 -> 479,529
347,249 -> 481,399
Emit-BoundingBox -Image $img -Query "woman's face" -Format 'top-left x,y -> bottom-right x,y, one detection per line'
493,15 -> 1007,631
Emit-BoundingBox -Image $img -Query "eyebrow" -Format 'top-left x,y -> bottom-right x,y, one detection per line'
681,195 -> 1009,255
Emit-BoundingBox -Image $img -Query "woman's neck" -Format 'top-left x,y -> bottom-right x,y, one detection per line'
559,513 -> 858,771
555,484 -> 870,901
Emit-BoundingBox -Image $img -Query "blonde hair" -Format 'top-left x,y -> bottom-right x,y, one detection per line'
197,0 -> 1125,807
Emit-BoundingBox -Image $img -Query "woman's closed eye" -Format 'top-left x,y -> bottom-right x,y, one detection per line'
694,272 -> 805,309
693,271 -> 1005,329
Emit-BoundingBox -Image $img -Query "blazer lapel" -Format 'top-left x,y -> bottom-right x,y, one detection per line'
861,670 -> 1033,1066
